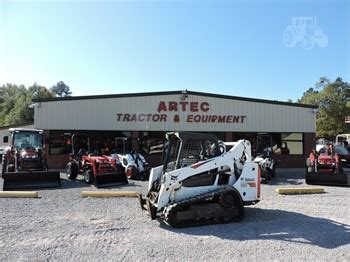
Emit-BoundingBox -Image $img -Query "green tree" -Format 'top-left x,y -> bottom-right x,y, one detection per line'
299,77 -> 350,139
50,81 -> 72,97
0,83 -> 54,126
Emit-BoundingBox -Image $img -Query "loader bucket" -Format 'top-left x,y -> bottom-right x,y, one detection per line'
2,171 -> 61,191
94,172 -> 128,188
305,172 -> 350,187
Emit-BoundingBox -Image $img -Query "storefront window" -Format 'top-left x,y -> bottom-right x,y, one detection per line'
280,133 -> 303,155
139,131 -> 167,155
49,130 -> 132,155
229,132 -> 304,156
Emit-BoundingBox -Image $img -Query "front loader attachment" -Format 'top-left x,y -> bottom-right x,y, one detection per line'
2,171 -> 61,191
138,194 -> 157,219
305,171 -> 350,187
94,172 -> 128,188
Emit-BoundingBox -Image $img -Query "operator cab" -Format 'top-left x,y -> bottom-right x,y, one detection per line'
162,132 -> 221,172
10,128 -> 44,150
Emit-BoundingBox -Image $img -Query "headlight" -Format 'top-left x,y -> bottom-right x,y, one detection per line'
21,152 -> 38,159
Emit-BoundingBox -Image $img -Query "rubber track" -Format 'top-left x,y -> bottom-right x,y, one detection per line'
163,185 -> 244,228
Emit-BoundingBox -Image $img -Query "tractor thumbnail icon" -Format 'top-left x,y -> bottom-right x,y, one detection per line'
283,17 -> 328,50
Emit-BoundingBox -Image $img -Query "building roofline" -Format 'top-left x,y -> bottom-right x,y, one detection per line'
0,122 -> 34,130
32,90 -> 317,109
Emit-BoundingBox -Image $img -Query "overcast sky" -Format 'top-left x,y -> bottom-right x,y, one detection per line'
1,0 -> 349,102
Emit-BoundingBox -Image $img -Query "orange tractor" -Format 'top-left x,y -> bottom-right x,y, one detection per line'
65,134 -> 127,187
306,145 -> 349,187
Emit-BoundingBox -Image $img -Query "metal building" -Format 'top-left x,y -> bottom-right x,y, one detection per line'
31,90 -> 317,169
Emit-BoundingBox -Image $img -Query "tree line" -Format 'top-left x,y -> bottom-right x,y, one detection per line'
0,81 -> 71,126
298,77 -> 350,139
0,78 -> 349,139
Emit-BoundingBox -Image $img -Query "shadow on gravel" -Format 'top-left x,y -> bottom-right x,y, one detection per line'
162,208 -> 350,249
59,174 -> 141,189
266,169 -> 306,186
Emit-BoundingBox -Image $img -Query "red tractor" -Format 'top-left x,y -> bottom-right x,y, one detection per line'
65,134 -> 128,187
1,128 -> 61,190
306,146 -> 349,187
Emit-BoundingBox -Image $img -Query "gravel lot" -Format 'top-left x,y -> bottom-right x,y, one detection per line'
1,168 -> 349,261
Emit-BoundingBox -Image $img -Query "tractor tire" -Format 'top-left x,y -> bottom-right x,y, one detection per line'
302,35 -> 315,51
7,164 -> 15,173
271,167 -> 276,178
66,162 -> 78,180
1,159 -> 6,177
267,169 -> 272,182
283,27 -> 297,47
126,167 -> 137,180
306,158 -> 315,173
84,169 -> 94,184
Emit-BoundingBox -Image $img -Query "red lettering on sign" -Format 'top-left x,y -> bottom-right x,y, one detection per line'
116,114 -> 123,121
190,102 -> 199,112
138,114 -> 146,121
123,114 -> 130,121
157,101 -> 167,112
232,116 -> 240,123
169,101 -> 178,111
200,102 -> 209,112
179,101 -> 188,111
218,115 -> 226,122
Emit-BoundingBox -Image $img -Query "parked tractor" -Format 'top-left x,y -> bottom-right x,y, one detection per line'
253,134 -> 276,184
1,128 -> 61,190
306,144 -> 350,187
65,134 -> 128,187
283,16 -> 328,50
110,137 -> 150,180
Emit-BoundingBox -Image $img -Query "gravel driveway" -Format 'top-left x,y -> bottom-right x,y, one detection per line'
1,169 -> 349,261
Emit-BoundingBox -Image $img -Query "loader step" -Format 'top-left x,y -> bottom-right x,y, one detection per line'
163,186 -> 245,228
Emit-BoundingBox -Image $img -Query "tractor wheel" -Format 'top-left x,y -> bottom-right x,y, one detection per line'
66,162 -> 78,180
337,164 -> 344,174
271,166 -> 276,178
283,27 -> 297,47
306,158 -> 315,173
302,35 -> 315,51
126,167 -> 137,180
7,164 -> 15,173
1,159 -> 6,176
267,169 -> 272,182
84,169 -> 94,184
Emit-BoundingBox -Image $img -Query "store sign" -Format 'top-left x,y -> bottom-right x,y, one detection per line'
116,101 -> 246,124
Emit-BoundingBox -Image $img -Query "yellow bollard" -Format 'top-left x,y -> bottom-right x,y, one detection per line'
276,187 -> 325,195
0,191 -> 39,198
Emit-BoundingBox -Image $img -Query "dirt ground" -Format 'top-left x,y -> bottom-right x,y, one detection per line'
0,169 -> 349,261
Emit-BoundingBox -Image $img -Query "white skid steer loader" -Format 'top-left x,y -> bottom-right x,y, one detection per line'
138,132 -> 261,227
